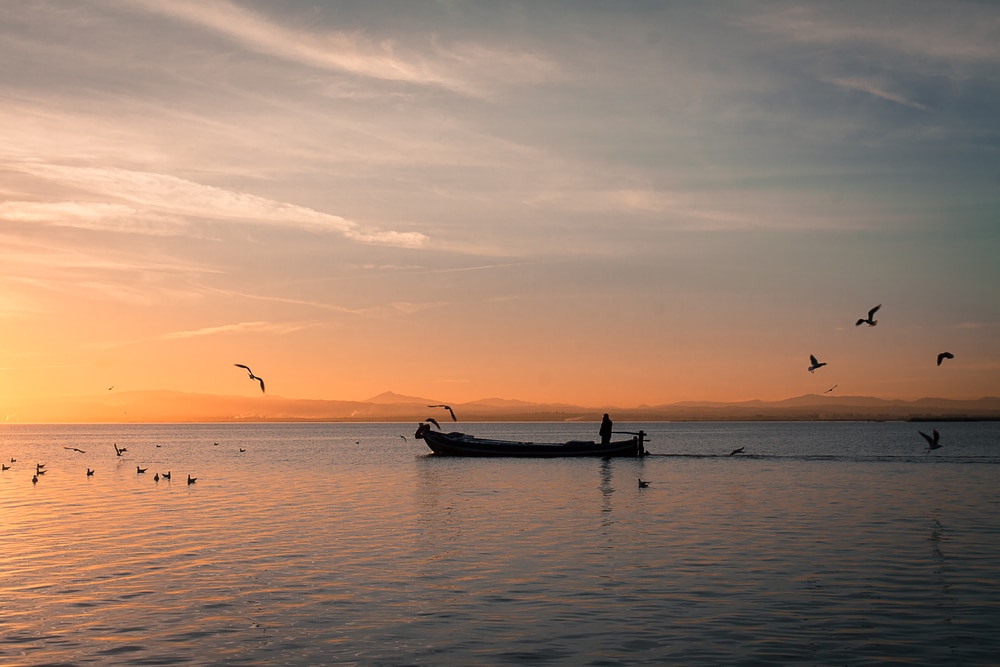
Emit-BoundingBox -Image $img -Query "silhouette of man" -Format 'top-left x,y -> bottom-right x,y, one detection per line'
599,413 -> 613,445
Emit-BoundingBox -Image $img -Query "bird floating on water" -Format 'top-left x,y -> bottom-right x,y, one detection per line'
137,466 -> 147,474
154,472 -> 159,482
429,404 -> 456,421
808,355 -> 827,373
919,429 -> 942,450
936,352 -> 954,366
1,464 -> 9,471
187,474 -> 197,485
234,364 -> 265,393
87,468 -> 94,477
162,471 -> 171,480
32,474 -> 38,484
638,478 -> 650,488
856,304 -> 881,327
729,446 -> 745,456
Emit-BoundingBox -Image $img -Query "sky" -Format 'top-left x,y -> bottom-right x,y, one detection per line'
1,1 -> 998,419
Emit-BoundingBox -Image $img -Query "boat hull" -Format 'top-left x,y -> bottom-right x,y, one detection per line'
415,424 -> 645,457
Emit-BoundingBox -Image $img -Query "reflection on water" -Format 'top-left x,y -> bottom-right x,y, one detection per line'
1,421 -> 998,665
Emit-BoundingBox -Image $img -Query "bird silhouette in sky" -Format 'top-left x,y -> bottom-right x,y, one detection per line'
64,447 -> 86,453
856,304 -> 881,327
234,364 -> 265,393
937,352 -> 954,366
808,355 -> 827,373
729,446 -> 745,456
429,404 -> 456,421
824,384 -> 838,394
919,429 -> 942,450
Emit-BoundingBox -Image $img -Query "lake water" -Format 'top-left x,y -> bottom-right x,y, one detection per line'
2,421 -> 998,666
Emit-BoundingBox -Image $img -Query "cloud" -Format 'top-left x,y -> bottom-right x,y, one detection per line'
11,162 -> 428,248
159,320 -> 310,339
122,0 -> 561,97
825,77 -> 926,110
746,5 -> 1000,64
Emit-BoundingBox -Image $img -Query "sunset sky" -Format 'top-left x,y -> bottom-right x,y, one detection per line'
1,1 -> 998,418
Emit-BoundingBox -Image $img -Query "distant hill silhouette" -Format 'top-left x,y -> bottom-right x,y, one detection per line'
3,391 -> 999,423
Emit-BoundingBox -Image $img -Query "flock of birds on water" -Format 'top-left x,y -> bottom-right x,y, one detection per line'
4,308 -> 959,490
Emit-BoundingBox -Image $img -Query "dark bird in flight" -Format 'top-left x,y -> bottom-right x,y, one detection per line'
425,417 -> 441,429
64,447 -> 86,453
824,384 -> 838,394
729,446 -> 745,456
937,352 -> 954,366
108,385 -> 114,391
187,474 -> 197,485
856,304 -> 881,327
162,471 -> 171,480
808,355 -> 827,373
87,468 -> 94,477
919,429 -> 942,450
137,466 -> 147,474
234,364 -> 265,393
638,478 -> 650,488
113,443 -> 127,456
399,435 -> 407,441
429,404 -> 457,421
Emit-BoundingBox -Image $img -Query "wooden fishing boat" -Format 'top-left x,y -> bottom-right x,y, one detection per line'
414,423 -> 646,457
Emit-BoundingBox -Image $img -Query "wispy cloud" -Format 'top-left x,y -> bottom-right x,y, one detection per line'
122,0 -> 561,97
825,77 -> 926,110
159,320 -> 310,339
11,162 -> 428,248
746,5 -> 1000,63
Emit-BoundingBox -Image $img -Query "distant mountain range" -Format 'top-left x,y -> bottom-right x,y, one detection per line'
3,390 -> 1000,423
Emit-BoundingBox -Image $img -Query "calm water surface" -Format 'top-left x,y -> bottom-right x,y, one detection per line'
2,421 -> 998,666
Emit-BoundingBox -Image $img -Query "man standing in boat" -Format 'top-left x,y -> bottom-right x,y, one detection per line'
599,413 -> 613,445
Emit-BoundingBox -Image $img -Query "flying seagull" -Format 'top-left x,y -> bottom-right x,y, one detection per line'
64,447 -> 86,453
729,446 -> 745,456
919,429 -> 942,450
113,443 -> 127,456
808,355 -> 827,373
234,364 -> 265,393
824,384 -> 839,394
856,304 -> 881,327
425,417 -> 441,429
936,352 -> 954,366
429,404 -> 457,421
